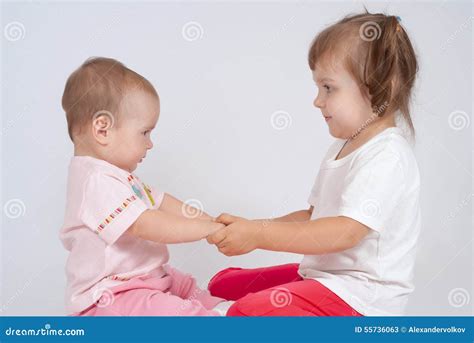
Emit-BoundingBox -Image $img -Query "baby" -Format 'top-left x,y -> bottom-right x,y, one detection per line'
60,57 -> 226,316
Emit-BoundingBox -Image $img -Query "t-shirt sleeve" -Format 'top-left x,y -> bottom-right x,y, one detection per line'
307,139 -> 344,206
307,171 -> 322,206
80,172 -> 148,245
337,148 -> 406,233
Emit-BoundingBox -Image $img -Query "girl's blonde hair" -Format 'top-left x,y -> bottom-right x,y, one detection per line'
308,10 -> 418,136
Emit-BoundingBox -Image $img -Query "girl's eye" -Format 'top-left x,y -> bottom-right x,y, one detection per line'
143,130 -> 150,136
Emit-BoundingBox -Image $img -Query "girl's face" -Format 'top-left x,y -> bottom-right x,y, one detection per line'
108,90 -> 159,172
312,59 -> 375,139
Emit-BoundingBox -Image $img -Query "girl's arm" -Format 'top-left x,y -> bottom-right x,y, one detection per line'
270,206 -> 314,222
257,216 -> 370,254
218,206 -> 314,224
128,209 -> 224,244
159,193 -> 214,221
209,215 -> 369,256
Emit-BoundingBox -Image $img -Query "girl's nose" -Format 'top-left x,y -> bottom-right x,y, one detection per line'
313,95 -> 324,109
147,140 -> 153,149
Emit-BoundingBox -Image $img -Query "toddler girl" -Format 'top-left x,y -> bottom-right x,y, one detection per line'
207,11 -> 421,317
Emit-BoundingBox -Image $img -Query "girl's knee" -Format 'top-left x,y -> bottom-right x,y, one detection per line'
208,267 -> 242,296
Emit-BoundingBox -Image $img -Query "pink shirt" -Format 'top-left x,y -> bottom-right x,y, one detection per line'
60,156 -> 169,314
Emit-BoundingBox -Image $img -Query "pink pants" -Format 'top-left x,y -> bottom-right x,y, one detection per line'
74,266 -> 224,316
208,263 -> 364,316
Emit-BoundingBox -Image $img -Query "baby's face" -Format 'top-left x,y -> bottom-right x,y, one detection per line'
108,90 -> 160,172
312,58 -> 373,139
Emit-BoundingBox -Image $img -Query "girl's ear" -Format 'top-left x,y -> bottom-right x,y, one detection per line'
91,111 -> 115,145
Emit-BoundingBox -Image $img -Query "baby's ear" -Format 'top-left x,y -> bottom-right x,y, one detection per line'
91,110 -> 115,144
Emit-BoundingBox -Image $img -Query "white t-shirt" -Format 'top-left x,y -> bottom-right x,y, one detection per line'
60,156 -> 169,314
298,126 -> 421,316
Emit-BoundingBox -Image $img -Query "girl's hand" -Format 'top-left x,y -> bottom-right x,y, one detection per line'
215,213 -> 245,225
207,219 -> 261,256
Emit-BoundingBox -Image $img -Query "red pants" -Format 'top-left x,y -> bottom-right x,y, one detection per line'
208,263 -> 363,316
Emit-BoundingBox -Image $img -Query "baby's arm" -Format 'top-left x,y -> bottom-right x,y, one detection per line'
128,209 -> 224,244
159,193 -> 215,221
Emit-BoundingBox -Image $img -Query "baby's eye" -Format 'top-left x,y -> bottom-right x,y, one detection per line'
323,84 -> 331,92
143,130 -> 150,136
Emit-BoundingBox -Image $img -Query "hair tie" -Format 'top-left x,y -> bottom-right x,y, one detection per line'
395,16 -> 402,32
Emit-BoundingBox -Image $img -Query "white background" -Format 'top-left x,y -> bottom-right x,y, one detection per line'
1,0 -> 472,316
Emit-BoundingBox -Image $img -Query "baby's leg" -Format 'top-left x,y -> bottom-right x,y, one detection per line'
76,270 -> 222,316
78,286 -> 221,316
208,263 -> 302,301
165,265 -> 225,311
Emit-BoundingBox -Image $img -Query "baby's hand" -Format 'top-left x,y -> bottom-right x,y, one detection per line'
209,222 -> 225,235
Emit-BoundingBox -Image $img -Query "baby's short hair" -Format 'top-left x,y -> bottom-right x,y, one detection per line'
61,57 -> 158,142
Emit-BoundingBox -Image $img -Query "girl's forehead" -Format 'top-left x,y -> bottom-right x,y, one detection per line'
312,61 -> 354,86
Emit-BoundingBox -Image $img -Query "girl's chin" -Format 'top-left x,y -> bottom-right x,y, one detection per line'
328,130 -> 347,140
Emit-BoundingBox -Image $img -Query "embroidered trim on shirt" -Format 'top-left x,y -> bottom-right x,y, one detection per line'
143,183 -> 156,206
127,174 -> 156,207
128,175 -> 144,200
95,195 -> 137,234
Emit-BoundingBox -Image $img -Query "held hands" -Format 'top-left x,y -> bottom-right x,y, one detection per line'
207,213 -> 262,256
